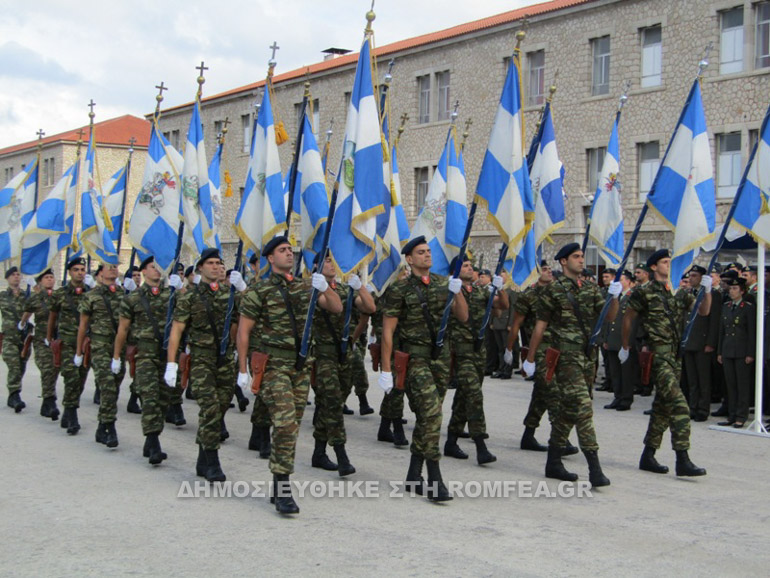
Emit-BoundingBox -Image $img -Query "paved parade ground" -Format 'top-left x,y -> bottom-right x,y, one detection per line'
2,360 -> 769,577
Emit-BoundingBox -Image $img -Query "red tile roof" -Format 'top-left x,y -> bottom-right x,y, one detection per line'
0,114 -> 151,157
160,0 -> 596,114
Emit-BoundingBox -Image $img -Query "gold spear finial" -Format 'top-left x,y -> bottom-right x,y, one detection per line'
365,0 -> 376,35
154,82 -> 167,116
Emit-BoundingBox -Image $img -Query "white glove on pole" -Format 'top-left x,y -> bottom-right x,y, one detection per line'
503,348 -> 514,366
448,277 -> 462,295
17,320 -> 27,331
73,354 -> 83,367
378,371 -> 394,394
608,281 -> 622,297
618,347 -> 630,364
522,359 -> 536,377
168,274 -> 183,290
192,274 -> 201,285
492,275 -> 504,290
229,270 -> 247,292
164,362 -> 178,387
312,273 -> 329,293
123,278 -> 137,292
237,372 -> 250,391
348,274 -> 362,291
84,274 -> 96,288
700,275 -> 713,293
111,358 -> 121,374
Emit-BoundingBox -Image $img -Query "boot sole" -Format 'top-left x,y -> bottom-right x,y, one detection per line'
545,471 -> 578,482
639,464 -> 669,474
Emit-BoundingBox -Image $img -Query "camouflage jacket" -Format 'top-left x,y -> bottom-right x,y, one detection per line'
382,272 -> 452,348
24,288 -> 54,340
49,283 -> 90,339
120,284 -> 171,343
537,275 -> 604,350
0,288 -> 26,334
450,283 -> 488,346
174,281 -> 237,351
626,279 -> 694,348
313,280 -> 355,346
79,283 -> 123,340
515,283 -> 552,344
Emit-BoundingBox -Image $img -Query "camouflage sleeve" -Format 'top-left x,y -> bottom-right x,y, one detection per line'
173,291 -> 192,324
78,292 -> 95,316
514,289 -> 533,317
679,289 -> 695,311
381,281 -> 404,318
536,284 -> 557,323
49,291 -> 61,313
238,287 -> 261,321
23,293 -> 38,313
627,285 -> 647,315
119,294 -> 135,322
592,284 -> 606,316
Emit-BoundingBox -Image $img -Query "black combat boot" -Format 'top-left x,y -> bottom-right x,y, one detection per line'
104,422 -> 118,448
311,438 -> 338,471
196,444 -> 206,477
342,404 -> 354,415
563,440 -> 579,456
391,419 -> 409,446
220,418 -> 230,442
95,422 -> 109,444
203,449 -> 226,482
273,474 -> 299,514
443,432 -> 469,459
233,385 -> 249,412
146,433 -> 167,465
248,424 -> 262,451
377,417 -> 395,442
126,392 -> 142,414
639,446 -> 669,474
48,398 -> 60,421
473,435 -> 497,465
7,391 -> 25,413
143,436 -> 151,458
259,426 -> 271,459
545,445 -> 578,482
333,444 -> 356,477
172,404 -> 186,426
584,450 -> 610,487
457,430 -> 471,439
61,406 -> 71,429
66,408 -> 81,435
165,406 -> 175,424
520,426 -> 548,452
40,396 -> 56,419
405,454 -> 425,495
93,386 -> 100,405
425,460 -> 453,502
357,393 -> 374,415
675,450 -> 707,477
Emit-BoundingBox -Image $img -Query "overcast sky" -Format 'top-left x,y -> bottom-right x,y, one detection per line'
0,0 -> 533,149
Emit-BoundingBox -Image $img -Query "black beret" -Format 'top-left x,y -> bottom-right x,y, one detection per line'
35,268 -> 54,282
479,269 -> 492,277
448,254 -> 470,273
94,264 -> 104,276
226,269 -> 234,276
261,235 -> 290,257
197,247 -> 221,266
646,249 -> 671,268
540,260 -> 548,268
720,270 -> 739,280
621,269 -> 634,280
554,242 -> 581,262
689,265 -> 707,275
583,269 -> 595,278
742,265 -> 758,273
139,256 -> 155,271
712,263 -> 724,274
724,276 -> 746,287
401,235 -> 428,256
681,273 -> 689,280
604,268 -> 617,276
728,262 -> 742,270
248,254 -> 259,265
635,263 -> 651,272
184,266 -> 195,277
4,266 -> 19,279
175,262 -> 185,273
67,256 -> 86,270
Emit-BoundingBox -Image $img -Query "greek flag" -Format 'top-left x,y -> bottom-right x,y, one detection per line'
206,140 -> 224,250
392,145 -> 410,247
235,87 -> 285,256
731,102 -> 770,246
0,159 -> 38,261
410,129 -> 467,275
646,79 -> 716,287
587,116 -> 623,265
80,132 -> 119,265
328,37 -> 386,276
181,100 -> 213,256
509,229 -> 538,287
530,103 -> 565,249
101,164 -> 127,245
128,120 -> 183,272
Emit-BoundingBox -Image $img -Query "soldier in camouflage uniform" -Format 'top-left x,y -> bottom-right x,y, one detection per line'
113,256 -> 177,465
47,257 -> 91,434
1,267 -> 28,412
121,265 -> 143,415
380,236 -> 468,502
310,253 -> 375,476
444,255 -> 506,464
342,306 -> 374,415
21,269 -> 60,419
621,249 -> 710,477
167,248 -> 236,482
525,243 -> 620,487
76,264 -> 125,448
236,236 -> 342,514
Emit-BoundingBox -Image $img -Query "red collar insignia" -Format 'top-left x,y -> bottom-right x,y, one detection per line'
421,275 -> 430,286
664,283 -> 670,292
210,282 -> 219,291
331,280 -> 337,290
75,287 -> 83,295
108,285 -> 116,293
151,286 -> 160,296
285,274 -> 294,282
577,280 -> 582,289
46,289 -> 53,297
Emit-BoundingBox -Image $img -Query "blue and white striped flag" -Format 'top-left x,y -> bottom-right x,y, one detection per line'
328,37 -> 386,276
646,80 -> 716,287
410,129 -> 467,275
181,100 -> 213,256
80,131 -> 119,265
392,145 -> 410,248
0,159 -> 38,261
129,121 -> 183,272
530,103 -> 565,249
101,164 -> 127,246
587,116 -> 623,265
206,140 -> 224,250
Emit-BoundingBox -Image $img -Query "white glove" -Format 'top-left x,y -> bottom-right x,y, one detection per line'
17,320 -> 27,331
164,362 -> 178,387
192,274 -> 201,285
378,371 -> 394,394
312,273 -> 329,293
608,281 -> 622,297
111,358 -> 121,374
229,270 -> 247,292
350,341 -> 357,353
522,359 -> 536,377
233,350 -> 239,362
84,274 -> 96,288
492,275 -> 504,290
44,338 -> 50,347
115,277 -> 123,288
448,277 -> 462,295
123,278 -> 137,292
503,348 -> 514,366
368,335 -> 377,345
237,372 -> 250,391
185,344 -> 191,355
618,347 -> 630,364
366,283 -> 376,293
25,276 -> 36,287
700,275 -> 713,293
73,354 -> 83,367
348,274 -> 362,290
168,274 -> 183,290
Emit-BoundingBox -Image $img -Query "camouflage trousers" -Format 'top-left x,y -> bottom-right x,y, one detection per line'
60,338 -> 89,408
341,346 -> 369,398
404,349 -> 450,461
644,351 -> 691,451
2,332 -> 27,393
91,337 -> 126,424
448,347 -> 487,438
134,343 -> 173,436
190,349 -> 236,451
33,338 -> 58,399
313,353 -> 349,445
547,349 -> 599,452
523,345 -> 554,430
261,353 -> 310,475
378,354 -> 405,419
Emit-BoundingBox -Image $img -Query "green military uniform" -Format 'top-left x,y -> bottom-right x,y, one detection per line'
79,282 -> 126,425
1,287 -> 28,399
372,290 -> 405,422
342,305 -> 370,403
718,298 -> 756,424
24,288 -> 59,408
49,283 -> 90,410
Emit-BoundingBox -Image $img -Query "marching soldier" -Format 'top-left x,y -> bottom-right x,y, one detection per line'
380,236 -> 468,502
620,249 -> 711,477
603,270 -> 636,411
342,309 -> 375,416
47,256 -> 91,434
121,266 -> 143,415
1,266 -> 29,412
236,236 -> 342,514
525,243 -> 620,487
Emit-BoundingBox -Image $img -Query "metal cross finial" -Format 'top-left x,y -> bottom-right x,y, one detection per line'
269,41 -> 280,64
128,136 -> 137,154
325,118 -> 334,139
155,81 -> 167,96
88,99 -> 96,123
155,81 -> 167,115
384,59 -> 395,85
37,129 -> 45,140
618,79 -> 631,111
196,61 -> 208,77
697,41 -> 714,78
451,100 -> 460,124
221,117 -> 230,133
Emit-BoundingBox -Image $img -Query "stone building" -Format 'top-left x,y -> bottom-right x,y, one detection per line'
156,0 -> 770,280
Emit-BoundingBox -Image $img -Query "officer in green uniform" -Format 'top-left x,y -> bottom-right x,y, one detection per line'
236,236 -> 342,514
380,236 -> 468,502
342,305 -> 374,416
1,266 -> 28,412
621,249 -> 711,477
47,256 -> 91,434
525,243 -> 620,487
120,265 -> 143,415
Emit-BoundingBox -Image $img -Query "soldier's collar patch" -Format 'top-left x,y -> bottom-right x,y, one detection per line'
151,286 -> 160,296
285,274 -> 294,282
330,280 -> 337,290
664,283 -> 670,292
75,287 -> 83,295
740,301 -> 745,308
108,285 -> 117,293
577,279 -> 582,289
46,289 -> 52,296
421,275 -> 430,285
210,282 -> 219,291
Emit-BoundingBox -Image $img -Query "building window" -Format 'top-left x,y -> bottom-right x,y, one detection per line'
638,141 -> 660,201
527,50 -> 546,106
43,157 -> 55,186
720,7 -> 744,74
717,132 -> 742,198
591,36 -> 611,96
641,26 -> 662,87
242,114 -> 252,153
436,71 -> 451,121
344,91 -> 351,112
4,167 -> 13,184
213,120 -> 223,137
587,147 -> 606,193
417,75 -> 431,124
415,166 -> 430,209
169,130 -> 180,151
749,128 -> 760,152
756,1 -> 770,68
